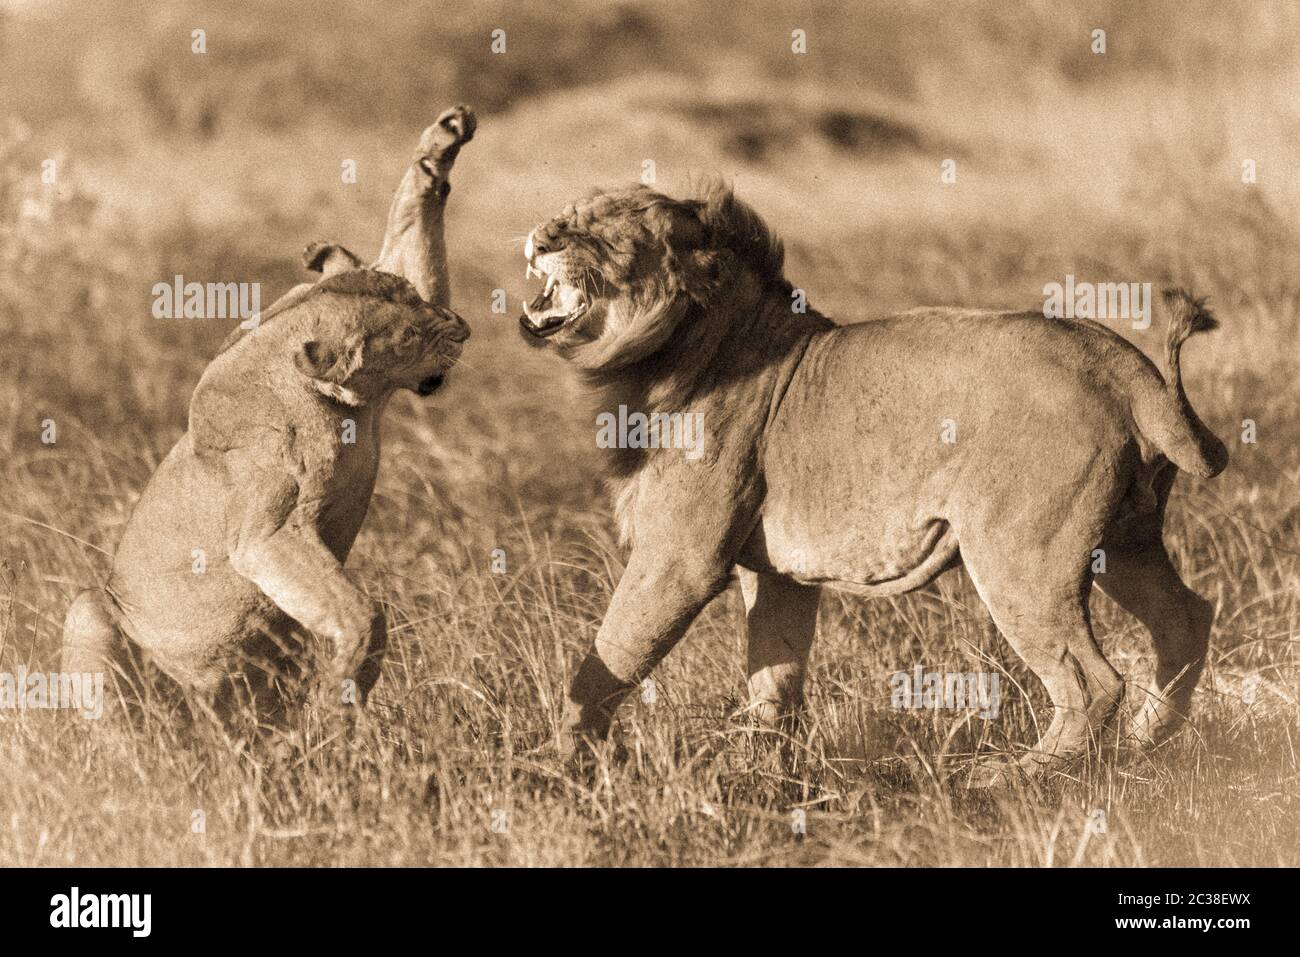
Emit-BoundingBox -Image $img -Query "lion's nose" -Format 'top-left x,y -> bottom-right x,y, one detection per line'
443,313 -> 470,343
526,223 -> 567,262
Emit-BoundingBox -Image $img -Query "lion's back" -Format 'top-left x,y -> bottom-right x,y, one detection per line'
760,309 -> 1162,563
107,432 -> 269,655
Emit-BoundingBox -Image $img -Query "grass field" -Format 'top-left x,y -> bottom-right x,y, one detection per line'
1,0 -> 1297,866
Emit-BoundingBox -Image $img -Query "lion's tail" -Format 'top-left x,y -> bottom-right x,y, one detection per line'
1131,288 -> 1228,478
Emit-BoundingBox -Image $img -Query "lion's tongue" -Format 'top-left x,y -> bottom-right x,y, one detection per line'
524,288 -> 568,324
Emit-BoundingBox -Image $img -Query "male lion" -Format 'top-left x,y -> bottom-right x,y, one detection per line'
62,107 -> 475,715
518,183 -> 1226,781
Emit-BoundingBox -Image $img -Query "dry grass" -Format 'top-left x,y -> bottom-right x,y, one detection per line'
0,0 -> 1297,866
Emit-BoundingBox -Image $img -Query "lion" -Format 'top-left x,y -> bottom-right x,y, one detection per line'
518,182 -> 1227,782
61,106 -> 475,716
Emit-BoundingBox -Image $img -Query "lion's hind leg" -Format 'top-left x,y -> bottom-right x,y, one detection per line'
738,568 -> 820,728
959,535 -> 1124,787
1094,540 -> 1212,746
63,589 -> 125,677
62,588 -> 150,718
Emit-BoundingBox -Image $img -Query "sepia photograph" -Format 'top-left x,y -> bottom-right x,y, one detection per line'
0,0 -> 1292,931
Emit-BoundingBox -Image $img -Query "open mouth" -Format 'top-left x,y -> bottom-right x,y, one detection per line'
520,266 -> 588,338
416,372 -> 444,395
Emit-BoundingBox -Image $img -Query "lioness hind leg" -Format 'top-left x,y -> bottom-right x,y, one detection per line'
62,588 -> 124,677
1094,544 -> 1212,745
738,568 -> 819,728
961,549 -> 1123,785
62,588 -> 145,716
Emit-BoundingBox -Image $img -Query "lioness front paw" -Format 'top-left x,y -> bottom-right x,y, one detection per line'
433,104 -> 476,147
416,104 -> 477,175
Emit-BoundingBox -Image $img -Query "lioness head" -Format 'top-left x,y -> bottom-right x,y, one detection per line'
518,183 -> 787,371
294,269 -> 469,404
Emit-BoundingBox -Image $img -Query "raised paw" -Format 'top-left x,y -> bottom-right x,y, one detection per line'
415,104 -> 477,176
433,104 -> 476,147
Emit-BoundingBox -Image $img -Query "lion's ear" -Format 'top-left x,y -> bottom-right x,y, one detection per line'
295,339 -> 365,405
294,340 -> 344,382
303,242 -> 364,276
681,248 -> 732,301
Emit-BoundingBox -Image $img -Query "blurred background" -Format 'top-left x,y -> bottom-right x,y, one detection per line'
5,0 -> 1300,431
3,0 -> 1299,436
0,0 -> 1296,865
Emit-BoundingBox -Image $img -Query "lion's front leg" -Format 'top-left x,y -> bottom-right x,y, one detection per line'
227,500 -> 387,709
373,105 -> 476,306
561,549 -> 731,749
738,568 -> 820,727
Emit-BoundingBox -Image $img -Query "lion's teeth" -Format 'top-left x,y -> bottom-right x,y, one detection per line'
526,265 -> 539,280
544,274 -> 557,296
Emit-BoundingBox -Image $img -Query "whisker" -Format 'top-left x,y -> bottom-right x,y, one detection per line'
448,355 -> 481,373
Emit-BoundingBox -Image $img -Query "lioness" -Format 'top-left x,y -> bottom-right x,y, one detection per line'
62,107 -> 475,714
518,183 -> 1226,781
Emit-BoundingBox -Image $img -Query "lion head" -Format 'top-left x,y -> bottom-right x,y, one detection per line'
293,269 -> 469,404
518,183 -> 791,371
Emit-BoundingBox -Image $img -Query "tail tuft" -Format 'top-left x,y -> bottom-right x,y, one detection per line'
1156,287 -> 1227,477
1163,287 -> 1218,368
